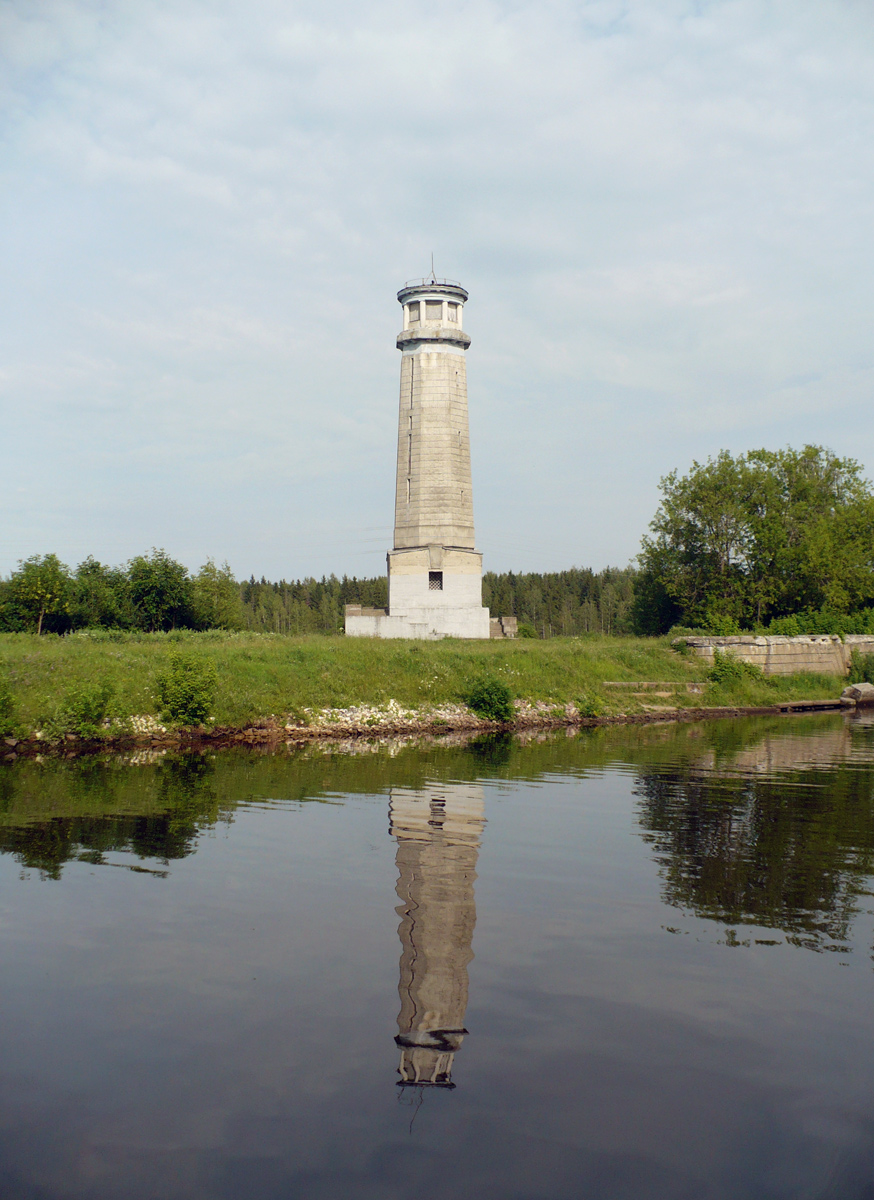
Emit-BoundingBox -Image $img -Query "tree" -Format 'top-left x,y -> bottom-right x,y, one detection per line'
127,549 -> 194,631
192,560 -> 244,630
5,554 -> 72,634
72,557 -> 136,629
636,446 -> 874,632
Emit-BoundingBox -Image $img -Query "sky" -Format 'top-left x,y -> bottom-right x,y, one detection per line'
2,0 -> 873,582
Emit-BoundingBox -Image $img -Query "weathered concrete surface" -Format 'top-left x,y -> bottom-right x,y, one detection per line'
677,634 -> 874,676
345,604 -> 490,639
394,282 -> 474,551
346,276 -> 495,640
387,546 -> 484,613
842,682 -> 874,703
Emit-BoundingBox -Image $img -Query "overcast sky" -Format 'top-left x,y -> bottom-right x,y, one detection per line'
2,0 -> 873,582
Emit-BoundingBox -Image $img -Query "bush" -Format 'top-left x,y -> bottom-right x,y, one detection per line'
157,653 -> 218,724
848,651 -> 874,685
705,613 -> 743,636
0,679 -> 15,736
708,650 -> 764,685
576,694 -> 605,718
765,614 -> 802,636
466,678 -> 514,722
517,623 -> 536,639
49,683 -> 114,738
763,608 -> 874,637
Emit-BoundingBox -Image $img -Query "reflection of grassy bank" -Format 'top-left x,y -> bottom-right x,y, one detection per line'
0,712 -> 860,879
0,631 -> 844,738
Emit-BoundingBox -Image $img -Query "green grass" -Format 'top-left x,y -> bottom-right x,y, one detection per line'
0,630 -> 846,736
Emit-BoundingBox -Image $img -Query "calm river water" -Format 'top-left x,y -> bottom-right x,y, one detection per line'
3,713 -> 874,1199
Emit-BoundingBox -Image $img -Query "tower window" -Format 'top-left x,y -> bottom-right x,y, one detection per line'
428,571 -> 443,591
447,303 -> 458,321
425,301 -> 442,320
407,302 -> 420,323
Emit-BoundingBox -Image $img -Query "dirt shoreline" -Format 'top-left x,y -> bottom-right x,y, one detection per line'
1,697 -> 849,761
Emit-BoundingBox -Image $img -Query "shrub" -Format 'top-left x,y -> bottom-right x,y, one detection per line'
705,613 -> 742,636
765,614 -> 802,636
466,678 -> 514,722
49,682 -> 115,738
576,695 -> 605,718
156,653 -> 218,725
708,650 -> 764,685
517,623 -> 536,639
848,651 -> 874,685
0,679 -> 15,736
763,609 -> 874,637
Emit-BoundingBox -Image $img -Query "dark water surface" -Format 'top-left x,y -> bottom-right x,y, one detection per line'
3,714 -> 874,1199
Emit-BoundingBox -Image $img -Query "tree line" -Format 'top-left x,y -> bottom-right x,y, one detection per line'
0,550 -> 394,636
0,551 -> 246,635
0,550 -> 636,636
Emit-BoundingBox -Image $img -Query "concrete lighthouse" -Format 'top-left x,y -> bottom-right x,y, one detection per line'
345,275 -> 509,639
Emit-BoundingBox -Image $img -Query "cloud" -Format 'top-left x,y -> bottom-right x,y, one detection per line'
1,0 -> 873,576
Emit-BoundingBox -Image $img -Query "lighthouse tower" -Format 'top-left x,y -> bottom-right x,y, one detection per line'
345,276 -> 495,639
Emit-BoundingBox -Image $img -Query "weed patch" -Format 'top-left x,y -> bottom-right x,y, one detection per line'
48,683 -> 115,738
0,678 -> 15,736
708,650 -> 766,685
848,651 -> 874,685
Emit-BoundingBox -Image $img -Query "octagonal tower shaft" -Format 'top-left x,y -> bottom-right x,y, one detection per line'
393,281 -> 474,550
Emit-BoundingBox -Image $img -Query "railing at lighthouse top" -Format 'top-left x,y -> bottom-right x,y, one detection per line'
402,277 -> 464,289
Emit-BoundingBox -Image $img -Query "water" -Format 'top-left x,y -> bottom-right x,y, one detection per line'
3,713 -> 874,1198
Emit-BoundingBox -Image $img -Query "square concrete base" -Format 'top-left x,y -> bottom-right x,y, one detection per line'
345,605 -> 491,640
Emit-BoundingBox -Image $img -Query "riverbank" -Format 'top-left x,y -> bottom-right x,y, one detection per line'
6,699 -> 855,762
0,630 -> 850,759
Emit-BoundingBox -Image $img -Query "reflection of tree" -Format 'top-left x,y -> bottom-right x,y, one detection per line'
636,757 -> 874,950
0,755 -> 220,879
465,733 -> 514,768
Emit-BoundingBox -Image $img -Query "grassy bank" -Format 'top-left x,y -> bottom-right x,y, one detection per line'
0,630 -> 846,740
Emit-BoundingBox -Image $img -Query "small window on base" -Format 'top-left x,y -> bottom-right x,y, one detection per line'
428,571 -> 443,591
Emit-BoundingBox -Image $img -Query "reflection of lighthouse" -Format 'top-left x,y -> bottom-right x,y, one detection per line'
390,784 -> 485,1088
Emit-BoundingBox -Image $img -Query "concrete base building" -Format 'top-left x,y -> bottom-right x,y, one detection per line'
345,276 -> 505,640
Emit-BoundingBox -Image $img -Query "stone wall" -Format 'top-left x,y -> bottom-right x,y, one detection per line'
677,634 -> 874,676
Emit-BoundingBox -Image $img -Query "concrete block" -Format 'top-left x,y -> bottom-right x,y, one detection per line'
675,634 -> 863,677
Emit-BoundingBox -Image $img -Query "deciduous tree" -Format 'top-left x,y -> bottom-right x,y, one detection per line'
6,554 -> 72,634
636,446 -> 874,632
128,549 -> 194,631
